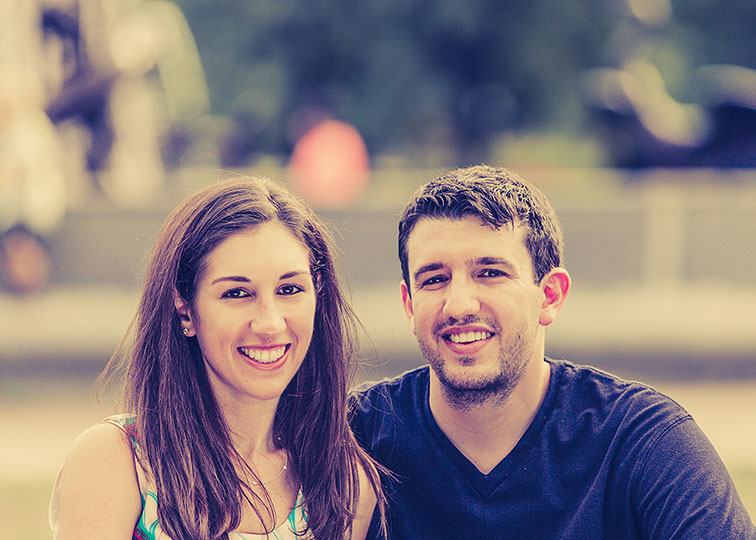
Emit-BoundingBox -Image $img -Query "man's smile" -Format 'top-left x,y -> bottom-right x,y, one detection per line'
443,330 -> 493,344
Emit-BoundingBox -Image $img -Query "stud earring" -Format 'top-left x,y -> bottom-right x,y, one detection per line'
182,328 -> 189,336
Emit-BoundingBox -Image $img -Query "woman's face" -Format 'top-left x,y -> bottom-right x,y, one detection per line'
178,221 -> 316,407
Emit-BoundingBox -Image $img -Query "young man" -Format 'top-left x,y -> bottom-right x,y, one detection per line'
349,165 -> 755,539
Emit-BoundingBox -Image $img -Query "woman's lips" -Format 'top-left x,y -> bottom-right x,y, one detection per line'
238,344 -> 290,369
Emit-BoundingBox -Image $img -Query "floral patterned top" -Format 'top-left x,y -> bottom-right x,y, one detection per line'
50,414 -> 311,539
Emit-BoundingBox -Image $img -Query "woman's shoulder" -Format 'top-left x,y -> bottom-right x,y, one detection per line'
101,414 -> 139,449
68,416 -> 137,460
49,417 -> 142,536
56,416 -> 140,494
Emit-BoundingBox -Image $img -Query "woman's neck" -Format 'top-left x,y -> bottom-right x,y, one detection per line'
216,393 -> 281,461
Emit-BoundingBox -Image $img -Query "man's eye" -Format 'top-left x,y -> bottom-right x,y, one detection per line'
222,288 -> 249,299
278,284 -> 304,296
479,268 -> 506,278
421,275 -> 448,287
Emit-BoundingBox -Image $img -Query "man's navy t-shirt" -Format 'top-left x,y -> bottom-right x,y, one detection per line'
350,359 -> 755,539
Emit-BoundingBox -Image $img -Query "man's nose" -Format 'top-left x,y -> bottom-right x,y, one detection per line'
442,277 -> 480,320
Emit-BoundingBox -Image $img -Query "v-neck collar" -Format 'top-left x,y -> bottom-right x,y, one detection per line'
420,359 -> 563,499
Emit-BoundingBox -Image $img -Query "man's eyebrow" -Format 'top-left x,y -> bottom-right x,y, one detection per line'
476,256 -> 515,269
413,263 -> 444,283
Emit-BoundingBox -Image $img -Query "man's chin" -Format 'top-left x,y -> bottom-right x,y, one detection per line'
431,364 -> 522,408
433,361 -> 498,387
437,368 -> 502,390
438,380 -> 507,409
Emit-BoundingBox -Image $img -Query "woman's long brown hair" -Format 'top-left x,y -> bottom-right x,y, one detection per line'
101,177 -> 385,539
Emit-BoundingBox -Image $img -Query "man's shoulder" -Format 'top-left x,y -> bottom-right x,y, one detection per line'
554,358 -> 666,397
349,365 -> 429,419
548,358 -> 690,425
353,364 -> 429,396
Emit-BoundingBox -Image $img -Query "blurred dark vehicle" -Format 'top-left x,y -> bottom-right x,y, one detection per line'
583,62 -> 756,168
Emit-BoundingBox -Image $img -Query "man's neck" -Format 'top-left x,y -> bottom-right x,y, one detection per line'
428,358 -> 551,474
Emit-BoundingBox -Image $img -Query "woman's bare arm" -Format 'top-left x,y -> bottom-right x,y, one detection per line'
350,462 -> 379,540
51,422 -> 142,539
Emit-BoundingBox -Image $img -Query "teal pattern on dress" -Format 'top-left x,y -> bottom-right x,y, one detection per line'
135,491 -> 160,540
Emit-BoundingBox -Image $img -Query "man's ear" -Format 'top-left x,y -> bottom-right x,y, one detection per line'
400,280 -> 416,335
173,290 -> 196,337
539,268 -> 570,327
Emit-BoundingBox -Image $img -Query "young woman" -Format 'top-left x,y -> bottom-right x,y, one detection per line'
50,177 -> 385,539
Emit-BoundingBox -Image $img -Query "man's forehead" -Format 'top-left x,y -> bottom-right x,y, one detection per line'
407,215 -> 521,243
406,216 -> 527,261
411,213 -> 520,228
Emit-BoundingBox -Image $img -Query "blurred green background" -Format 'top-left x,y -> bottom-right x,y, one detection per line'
174,0 -> 756,167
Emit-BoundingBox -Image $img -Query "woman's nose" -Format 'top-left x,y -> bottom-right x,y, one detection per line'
249,298 -> 286,335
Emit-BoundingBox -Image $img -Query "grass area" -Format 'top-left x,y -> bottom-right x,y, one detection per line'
732,466 -> 756,520
0,478 -> 54,540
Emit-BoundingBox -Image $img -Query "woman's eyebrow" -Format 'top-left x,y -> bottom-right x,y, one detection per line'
279,270 -> 310,280
210,270 -> 310,286
210,275 -> 249,286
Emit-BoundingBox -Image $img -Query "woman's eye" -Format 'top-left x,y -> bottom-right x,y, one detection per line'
222,288 -> 249,299
278,284 -> 304,296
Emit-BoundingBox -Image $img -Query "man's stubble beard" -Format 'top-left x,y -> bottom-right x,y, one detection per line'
417,317 -> 532,411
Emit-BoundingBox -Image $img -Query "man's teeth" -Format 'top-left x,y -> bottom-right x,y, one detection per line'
239,345 -> 286,363
447,331 -> 492,344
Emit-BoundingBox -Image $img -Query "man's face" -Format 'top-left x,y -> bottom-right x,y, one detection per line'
401,216 -> 547,407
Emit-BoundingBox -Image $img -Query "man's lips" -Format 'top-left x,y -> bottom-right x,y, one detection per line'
238,344 -> 290,365
440,327 -> 494,345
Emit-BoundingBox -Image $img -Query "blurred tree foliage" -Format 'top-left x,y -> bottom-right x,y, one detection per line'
173,0 -> 756,166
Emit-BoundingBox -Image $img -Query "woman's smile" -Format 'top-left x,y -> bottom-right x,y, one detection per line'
238,344 -> 290,368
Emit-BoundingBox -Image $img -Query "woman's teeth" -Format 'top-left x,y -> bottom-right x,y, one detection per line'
239,345 -> 286,363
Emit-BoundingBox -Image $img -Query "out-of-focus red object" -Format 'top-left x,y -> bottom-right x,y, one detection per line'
289,120 -> 369,208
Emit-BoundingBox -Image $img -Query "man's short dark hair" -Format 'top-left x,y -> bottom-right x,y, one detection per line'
398,165 -> 564,289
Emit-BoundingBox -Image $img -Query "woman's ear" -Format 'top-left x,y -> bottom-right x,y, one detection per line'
173,290 -> 196,337
539,268 -> 570,327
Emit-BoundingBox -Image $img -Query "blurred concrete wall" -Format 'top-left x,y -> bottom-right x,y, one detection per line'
3,168 -> 756,381
45,168 -> 756,288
